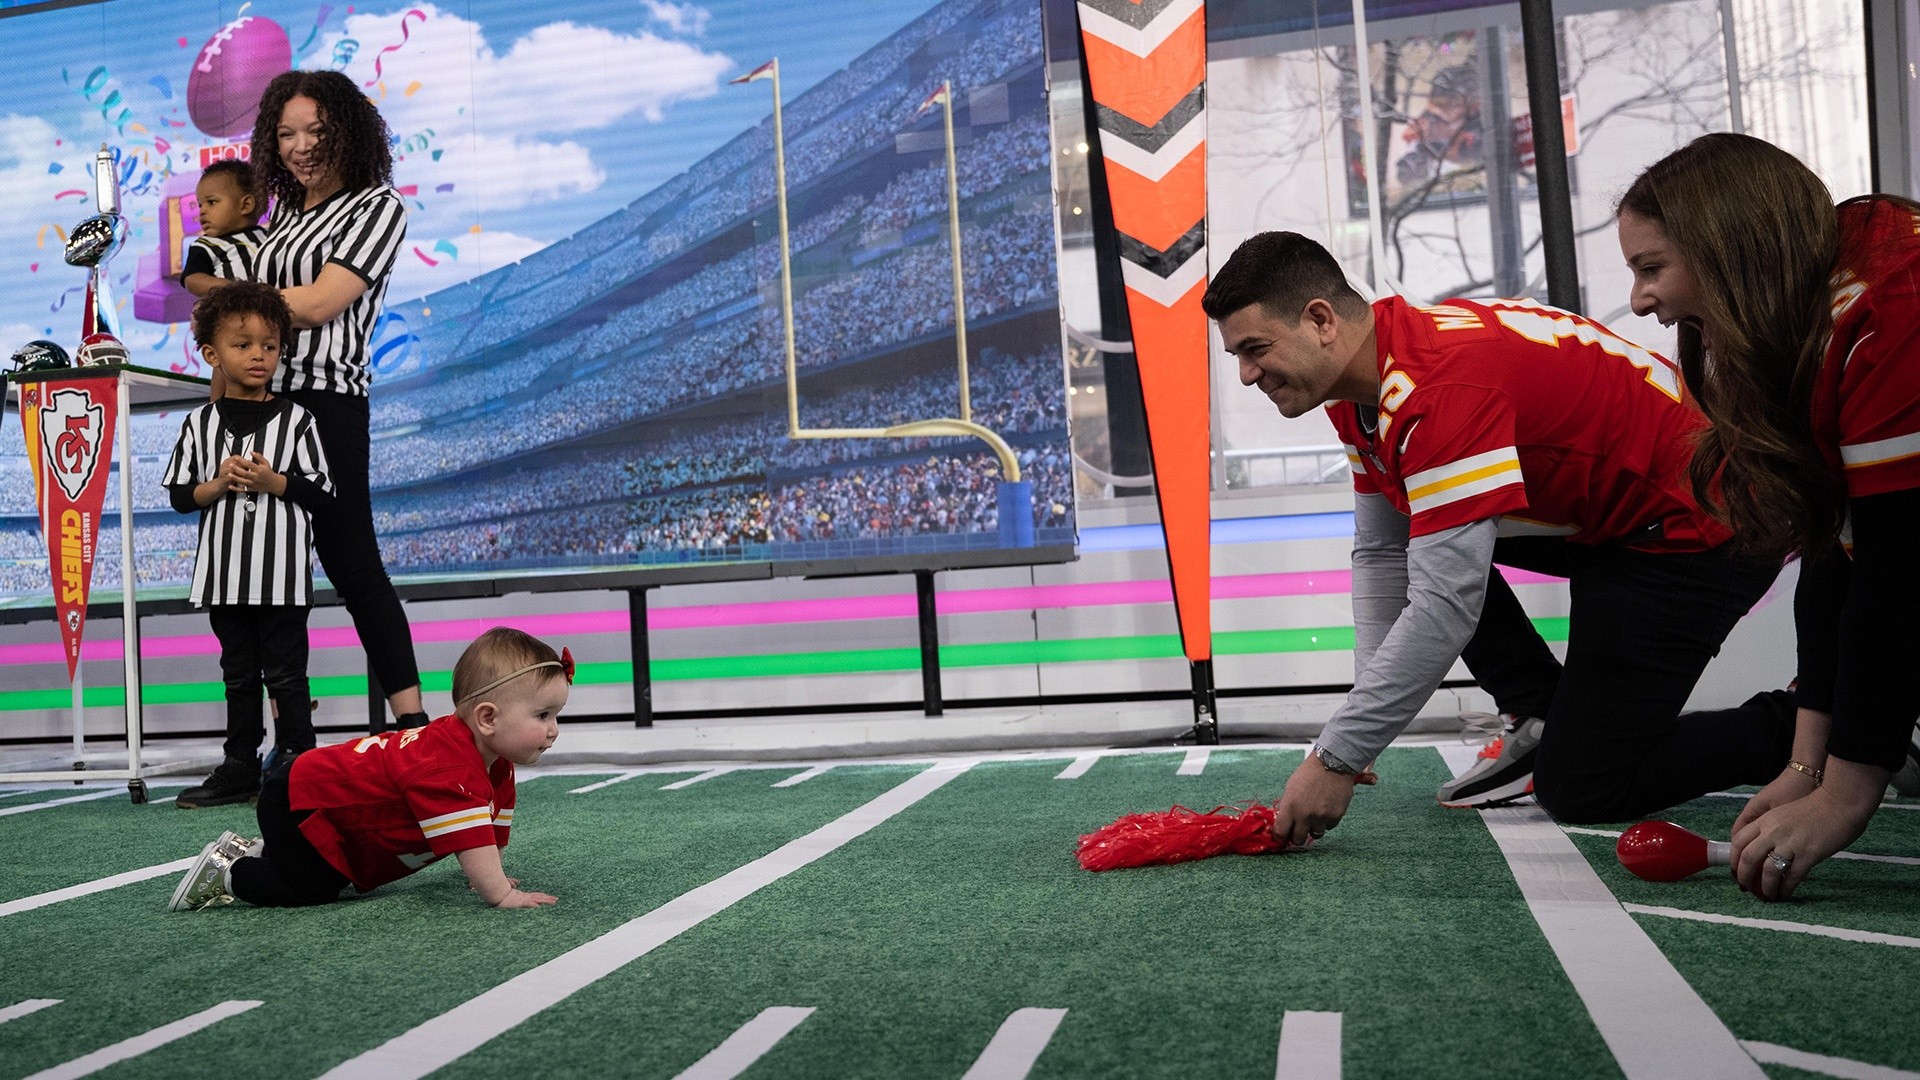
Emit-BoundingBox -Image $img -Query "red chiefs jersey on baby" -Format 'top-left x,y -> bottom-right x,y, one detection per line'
290,715 -> 514,891
1328,296 -> 1728,552
1814,196 -> 1920,499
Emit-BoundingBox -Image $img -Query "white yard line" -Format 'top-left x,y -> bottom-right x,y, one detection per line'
660,768 -> 739,791
771,765 -> 832,788
19,1000 -> 263,1080
1561,826 -> 1920,867
0,787 -> 60,801
1622,904 -> 1920,949
1740,1041 -> 1920,1080
670,1007 -> 815,1080
0,1000 -> 61,1025
0,784 -> 189,818
1437,746 -> 1765,1080
1054,754 -> 1102,780
319,760 -> 977,1080
959,1008 -> 1068,1080
0,858 -> 196,919
1177,747 -> 1210,776
567,771 -> 646,794
1274,1010 -> 1342,1080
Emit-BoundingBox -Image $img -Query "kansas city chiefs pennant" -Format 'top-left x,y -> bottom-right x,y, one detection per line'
35,380 -> 117,681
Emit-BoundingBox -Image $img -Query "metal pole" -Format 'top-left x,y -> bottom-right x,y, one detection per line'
1350,0 -> 1389,291
1518,0 -> 1582,313
1481,25 -> 1527,298
915,570 -> 943,717
770,61 -> 799,437
940,81 -> 973,423
117,377 -> 140,782
367,666 -> 384,734
1718,0 -> 1745,134
630,587 -> 653,727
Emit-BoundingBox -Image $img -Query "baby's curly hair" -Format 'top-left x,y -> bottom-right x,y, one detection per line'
249,70 -> 394,208
191,280 -> 292,348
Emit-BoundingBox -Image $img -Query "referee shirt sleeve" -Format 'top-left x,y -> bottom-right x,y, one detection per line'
280,410 -> 335,511
328,189 -> 407,287
161,414 -> 200,488
180,240 -> 215,280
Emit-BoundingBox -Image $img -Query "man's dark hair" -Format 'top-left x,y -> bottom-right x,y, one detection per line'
1201,231 -> 1370,322
200,159 -> 264,221
192,280 -> 293,348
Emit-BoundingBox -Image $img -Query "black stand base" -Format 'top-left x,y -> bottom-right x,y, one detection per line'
1189,658 -> 1218,745
629,587 -> 653,727
916,569 -> 943,717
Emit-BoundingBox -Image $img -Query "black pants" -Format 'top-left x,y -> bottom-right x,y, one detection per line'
208,605 -> 315,763
282,389 -> 421,698
1461,537 -> 1796,823
229,767 -> 349,907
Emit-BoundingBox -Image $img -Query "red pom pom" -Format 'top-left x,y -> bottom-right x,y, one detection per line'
1076,802 -> 1286,872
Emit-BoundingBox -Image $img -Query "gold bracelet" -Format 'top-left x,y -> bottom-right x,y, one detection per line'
1786,759 -> 1824,785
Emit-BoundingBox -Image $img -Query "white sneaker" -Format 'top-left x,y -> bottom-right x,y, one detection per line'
1438,715 -> 1543,808
168,831 -> 247,912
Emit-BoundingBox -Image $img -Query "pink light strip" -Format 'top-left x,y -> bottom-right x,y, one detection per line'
0,568 -> 1566,667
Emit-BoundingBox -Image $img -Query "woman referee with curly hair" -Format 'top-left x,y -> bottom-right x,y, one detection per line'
248,70 -> 425,739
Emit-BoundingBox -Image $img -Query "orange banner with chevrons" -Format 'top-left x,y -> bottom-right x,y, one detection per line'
1076,0 -> 1211,663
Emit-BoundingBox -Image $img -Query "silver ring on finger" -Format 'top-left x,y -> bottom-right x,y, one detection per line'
1767,852 -> 1792,872
1308,829 -> 1325,839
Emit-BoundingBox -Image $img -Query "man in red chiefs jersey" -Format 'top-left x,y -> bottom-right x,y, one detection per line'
1201,231 -> 1794,847
169,627 -> 570,911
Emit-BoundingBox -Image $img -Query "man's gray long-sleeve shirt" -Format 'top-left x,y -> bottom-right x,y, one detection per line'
1313,491 -> 1497,769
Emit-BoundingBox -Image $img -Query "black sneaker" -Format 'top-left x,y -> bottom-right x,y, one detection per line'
1438,715 -> 1543,808
260,744 -> 310,782
174,757 -> 262,809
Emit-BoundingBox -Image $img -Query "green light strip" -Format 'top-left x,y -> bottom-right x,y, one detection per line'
0,619 -> 1571,712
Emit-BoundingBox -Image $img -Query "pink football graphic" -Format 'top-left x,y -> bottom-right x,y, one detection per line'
186,16 -> 293,139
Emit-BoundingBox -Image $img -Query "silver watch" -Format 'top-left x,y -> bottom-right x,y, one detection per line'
1313,744 -> 1360,775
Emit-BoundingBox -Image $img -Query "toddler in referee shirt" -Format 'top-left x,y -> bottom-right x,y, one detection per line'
164,283 -> 333,810
170,628 -> 570,911
179,159 -> 266,300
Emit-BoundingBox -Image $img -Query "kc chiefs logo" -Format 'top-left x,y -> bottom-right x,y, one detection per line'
39,388 -> 104,501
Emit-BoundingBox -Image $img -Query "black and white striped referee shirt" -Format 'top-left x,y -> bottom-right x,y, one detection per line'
162,398 -> 334,607
180,225 -> 266,283
256,187 -> 407,397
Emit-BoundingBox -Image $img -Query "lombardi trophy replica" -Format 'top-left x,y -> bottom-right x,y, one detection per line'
63,144 -> 130,363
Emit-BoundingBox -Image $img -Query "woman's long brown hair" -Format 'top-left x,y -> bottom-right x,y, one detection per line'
249,71 -> 395,210
1617,133 -> 1844,562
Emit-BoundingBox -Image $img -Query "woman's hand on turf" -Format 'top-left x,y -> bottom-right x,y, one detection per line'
1731,767 -> 1819,837
1730,757 -> 1885,901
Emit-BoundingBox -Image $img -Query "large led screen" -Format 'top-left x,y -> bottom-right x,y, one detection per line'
0,0 -> 1070,607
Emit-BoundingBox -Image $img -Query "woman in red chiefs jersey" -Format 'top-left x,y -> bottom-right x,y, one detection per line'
1619,132 -> 1920,901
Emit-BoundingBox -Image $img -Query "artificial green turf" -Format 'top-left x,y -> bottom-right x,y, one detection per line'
442,749 -> 1620,1080
5,751 -> 1913,1079
0,765 -> 912,1079
1560,792 -> 1920,1075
